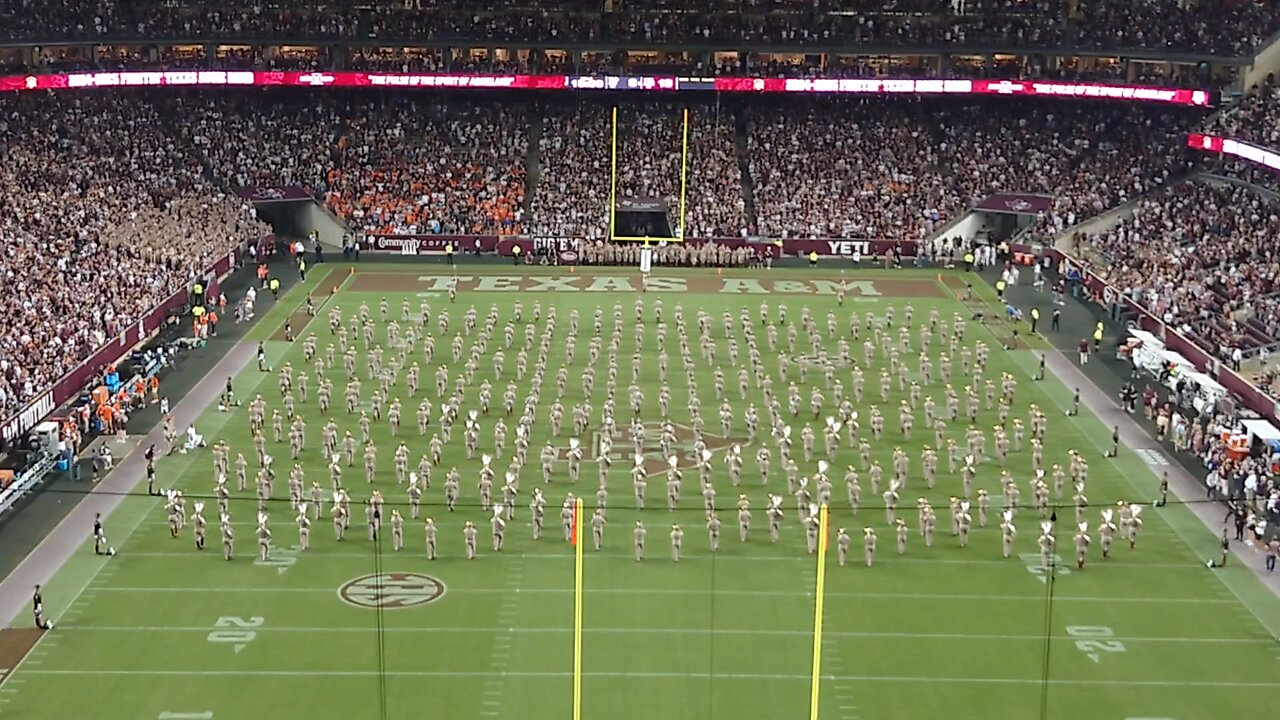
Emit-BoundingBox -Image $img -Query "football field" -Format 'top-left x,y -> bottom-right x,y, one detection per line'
3,264 -> 1279,720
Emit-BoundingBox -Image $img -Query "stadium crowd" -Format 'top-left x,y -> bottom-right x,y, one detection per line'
529,101 -> 746,239
0,92 -> 270,415
0,82 -> 1273,444
1205,77 -> 1280,149
5,44 -> 1218,91
0,0 -> 1275,55
1083,181 -> 1280,363
746,98 -> 1197,241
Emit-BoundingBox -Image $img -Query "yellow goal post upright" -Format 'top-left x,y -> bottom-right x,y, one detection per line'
571,496 -> 585,720
608,105 -> 691,243
809,503 -> 831,720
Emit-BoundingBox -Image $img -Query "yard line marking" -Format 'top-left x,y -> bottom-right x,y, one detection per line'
18,669 -> 1280,688
61,625 -> 1275,644
2,338 -> 276,686
86,586 -> 1233,604
822,634 -> 861,720
479,556 -> 526,718
1028,350 -> 1280,635
115,549 -> 1209,570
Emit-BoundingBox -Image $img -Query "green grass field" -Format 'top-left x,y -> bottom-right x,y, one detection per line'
6,265 -> 1280,720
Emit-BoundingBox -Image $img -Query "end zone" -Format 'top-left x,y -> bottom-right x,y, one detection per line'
348,270 -> 946,297
0,629 -> 45,686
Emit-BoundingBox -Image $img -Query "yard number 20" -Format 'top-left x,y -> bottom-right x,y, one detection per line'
1066,626 -> 1126,663
206,616 -> 264,651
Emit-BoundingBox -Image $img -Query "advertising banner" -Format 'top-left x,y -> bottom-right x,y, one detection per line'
233,186 -> 312,202
0,70 -> 1215,107
366,234 -> 919,258
975,193 -> 1054,214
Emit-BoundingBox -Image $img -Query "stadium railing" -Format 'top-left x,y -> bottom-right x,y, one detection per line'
0,453 -> 58,516
1032,246 -> 1280,425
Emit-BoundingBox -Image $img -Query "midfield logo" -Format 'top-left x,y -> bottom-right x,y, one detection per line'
338,572 -> 446,609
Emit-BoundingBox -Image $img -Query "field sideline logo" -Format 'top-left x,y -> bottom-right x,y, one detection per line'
338,573 -> 446,609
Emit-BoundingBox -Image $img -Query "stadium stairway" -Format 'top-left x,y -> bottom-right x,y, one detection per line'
733,111 -> 758,229
524,109 -> 544,216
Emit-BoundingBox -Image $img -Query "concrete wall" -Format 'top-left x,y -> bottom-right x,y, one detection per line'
1243,32 -> 1280,91
254,200 -> 349,251
296,201 -> 350,250
939,211 -> 990,245
1050,202 -> 1138,252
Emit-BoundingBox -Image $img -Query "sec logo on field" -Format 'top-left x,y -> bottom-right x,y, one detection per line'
338,572 -> 447,610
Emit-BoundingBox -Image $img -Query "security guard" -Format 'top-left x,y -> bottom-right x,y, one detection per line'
1093,321 -> 1104,352
269,276 -> 281,299
512,243 -> 522,266
445,242 -> 454,266
808,250 -> 818,267
1030,307 -> 1040,333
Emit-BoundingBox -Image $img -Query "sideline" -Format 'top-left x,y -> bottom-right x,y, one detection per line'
0,273 -> 320,628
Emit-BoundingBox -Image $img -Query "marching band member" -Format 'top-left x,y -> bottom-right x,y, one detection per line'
192,503 -> 207,551
463,521 -> 478,560
296,504 -> 312,550
221,513 -> 234,560
1000,511 -> 1016,558
256,512 -> 272,562
424,518 -> 438,560
1098,509 -> 1117,559
1074,522 -> 1090,569
1037,520 -> 1055,569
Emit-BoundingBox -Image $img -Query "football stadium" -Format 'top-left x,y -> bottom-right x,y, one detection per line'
0,5 -> 1277,720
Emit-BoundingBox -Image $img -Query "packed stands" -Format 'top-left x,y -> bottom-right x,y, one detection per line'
530,101 -> 746,239
746,98 -> 1199,240
0,92 -> 269,415
0,0 -> 1275,56
1082,180 -> 1280,361
0,81 -> 1259,427
528,104 -> 610,239
1073,0 -> 1280,56
2,45 -> 1215,89
1205,77 -> 1280,149
319,100 -> 528,236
